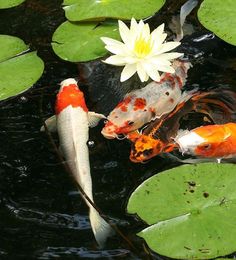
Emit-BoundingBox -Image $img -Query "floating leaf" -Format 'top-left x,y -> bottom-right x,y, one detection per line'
0,35 -> 44,101
128,163 -> 236,259
198,0 -> 236,45
52,21 -> 120,62
0,0 -> 25,9
63,0 -> 166,22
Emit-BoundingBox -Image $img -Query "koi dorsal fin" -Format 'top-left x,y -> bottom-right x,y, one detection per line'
55,78 -> 88,114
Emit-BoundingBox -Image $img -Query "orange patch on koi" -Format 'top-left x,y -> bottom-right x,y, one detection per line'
134,98 -> 146,111
55,84 -> 88,114
116,97 -> 131,109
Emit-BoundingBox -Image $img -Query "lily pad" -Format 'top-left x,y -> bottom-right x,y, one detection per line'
0,35 -> 44,101
63,0 -> 166,22
198,0 -> 236,45
0,0 -> 25,9
52,21 -> 120,62
127,163 -> 236,259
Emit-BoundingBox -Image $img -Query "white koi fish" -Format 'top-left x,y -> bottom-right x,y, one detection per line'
44,78 -> 112,247
101,60 -> 195,139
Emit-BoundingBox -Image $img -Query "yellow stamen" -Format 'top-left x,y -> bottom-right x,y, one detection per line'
134,36 -> 153,58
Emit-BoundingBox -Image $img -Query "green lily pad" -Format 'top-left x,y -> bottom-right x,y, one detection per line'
52,21 -> 120,62
128,163 -> 236,259
0,0 -> 25,9
63,0 -> 166,22
0,35 -> 44,101
198,0 -> 236,46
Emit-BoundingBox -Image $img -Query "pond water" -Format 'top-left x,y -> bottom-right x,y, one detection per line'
1,0 -> 236,259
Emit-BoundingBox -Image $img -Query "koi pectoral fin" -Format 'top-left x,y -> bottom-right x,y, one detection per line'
163,143 -> 177,153
40,115 -> 57,132
126,131 -> 141,142
88,112 -> 106,128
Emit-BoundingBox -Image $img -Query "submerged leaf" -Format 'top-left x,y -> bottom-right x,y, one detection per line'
52,21 -> 120,62
63,0 -> 166,22
0,0 -> 25,9
0,35 -> 44,101
198,0 -> 236,46
127,163 -> 236,259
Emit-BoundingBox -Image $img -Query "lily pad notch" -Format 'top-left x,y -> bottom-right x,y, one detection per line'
0,35 -> 44,101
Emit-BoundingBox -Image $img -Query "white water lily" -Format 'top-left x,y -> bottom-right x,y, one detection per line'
101,18 -> 183,82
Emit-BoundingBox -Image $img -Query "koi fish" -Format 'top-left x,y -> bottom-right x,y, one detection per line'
52,78 -> 112,247
175,123 -> 236,160
130,89 -> 236,163
101,60 -> 194,139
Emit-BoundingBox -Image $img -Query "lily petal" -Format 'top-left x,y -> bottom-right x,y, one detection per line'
156,41 -> 181,55
149,57 -> 172,66
100,37 -> 123,46
123,56 -> 139,64
103,55 -> 126,66
155,64 -> 175,73
151,33 -> 167,54
142,23 -> 151,40
143,62 -> 161,82
130,17 -> 138,33
137,62 -> 148,82
120,64 -> 137,82
157,52 -> 183,60
118,20 -> 130,44
151,23 -> 165,40
104,43 -> 130,56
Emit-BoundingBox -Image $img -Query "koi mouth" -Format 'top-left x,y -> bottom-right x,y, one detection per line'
101,129 -> 127,140
129,153 -> 151,163
101,122 -> 129,140
101,129 -> 117,139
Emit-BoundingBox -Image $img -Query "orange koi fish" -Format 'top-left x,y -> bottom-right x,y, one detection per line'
102,60 -> 194,139
44,79 -> 111,247
129,89 -> 236,163
175,123 -> 236,160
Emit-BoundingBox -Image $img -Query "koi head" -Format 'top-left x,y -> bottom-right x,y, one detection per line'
175,124 -> 229,158
129,135 -> 176,163
101,96 -> 148,139
55,78 -> 88,115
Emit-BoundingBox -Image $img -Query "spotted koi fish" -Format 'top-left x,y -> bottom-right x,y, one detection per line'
130,89 -> 236,162
101,60 -> 194,139
175,123 -> 236,160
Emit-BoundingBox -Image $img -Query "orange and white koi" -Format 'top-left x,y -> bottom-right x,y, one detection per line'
50,78 -> 111,247
101,60 -> 194,139
175,123 -> 236,160
129,89 -> 236,163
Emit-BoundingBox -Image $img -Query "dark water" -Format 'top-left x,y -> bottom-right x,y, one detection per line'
1,1 -> 236,259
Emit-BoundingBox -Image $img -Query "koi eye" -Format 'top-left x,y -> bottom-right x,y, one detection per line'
165,91 -> 170,96
104,120 -> 108,124
127,121 -> 134,125
143,149 -> 153,157
202,144 -> 211,150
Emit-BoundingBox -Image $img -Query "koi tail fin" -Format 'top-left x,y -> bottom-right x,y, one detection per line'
89,207 -> 113,248
192,89 -> 236,124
